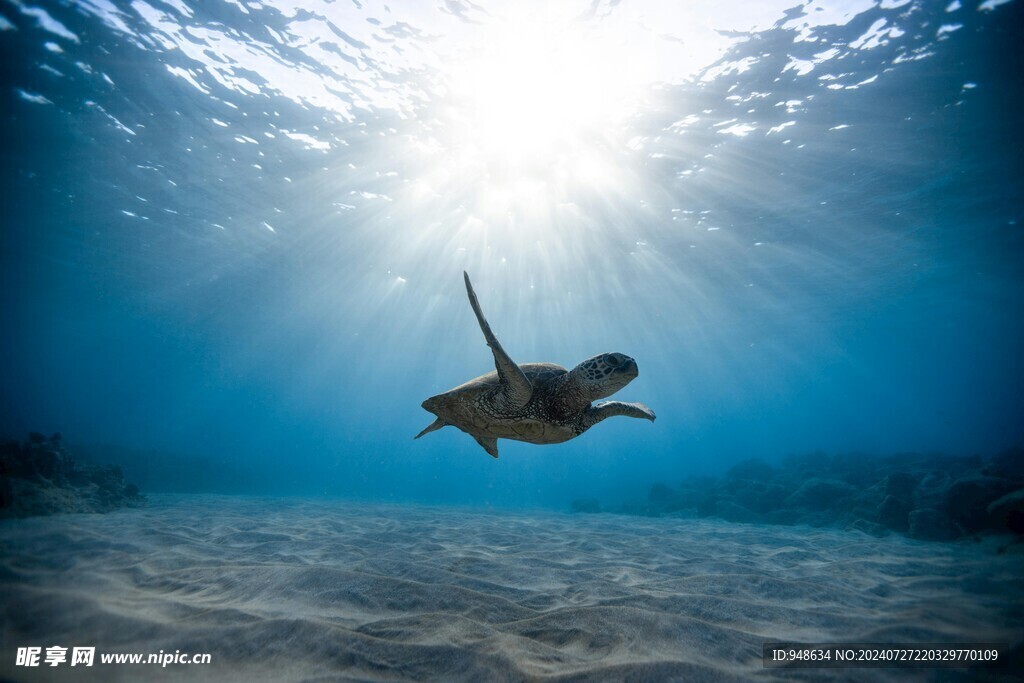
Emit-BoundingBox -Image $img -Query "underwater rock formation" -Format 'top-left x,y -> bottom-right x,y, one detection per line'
988,488 -> 1024,535
572,449 -> 1024,542
0,433 -> 145,518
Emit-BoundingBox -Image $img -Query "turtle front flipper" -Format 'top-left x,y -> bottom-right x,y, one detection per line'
580,401 -> 656,432
463,271 -> 533,411
473,435 -> 499,458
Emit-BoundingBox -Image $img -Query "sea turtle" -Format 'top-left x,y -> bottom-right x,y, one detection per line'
415,272 -> 655,458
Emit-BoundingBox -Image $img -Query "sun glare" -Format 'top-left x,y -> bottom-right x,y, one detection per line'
395,6 -> 680,271
443,10 -> 655,178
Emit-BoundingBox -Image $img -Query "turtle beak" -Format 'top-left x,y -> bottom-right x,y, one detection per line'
616,356 -> 638,377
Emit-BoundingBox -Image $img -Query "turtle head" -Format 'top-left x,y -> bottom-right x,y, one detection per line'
571,352 -> 639,401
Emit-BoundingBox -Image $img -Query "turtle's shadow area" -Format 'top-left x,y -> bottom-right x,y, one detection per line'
1,494 -> 1022,682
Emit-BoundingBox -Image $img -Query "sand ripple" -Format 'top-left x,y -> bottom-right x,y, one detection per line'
1,495 -> 1021,681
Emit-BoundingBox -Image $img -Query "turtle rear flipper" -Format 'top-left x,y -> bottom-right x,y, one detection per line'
464,272 -> 533,412
473,435 -> 499,458
414,417 -> 447,439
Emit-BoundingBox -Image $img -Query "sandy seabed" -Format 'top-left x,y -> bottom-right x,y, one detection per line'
1,495 -> 1021,682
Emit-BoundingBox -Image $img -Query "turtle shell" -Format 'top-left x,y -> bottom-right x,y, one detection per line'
422,362 -> 574,443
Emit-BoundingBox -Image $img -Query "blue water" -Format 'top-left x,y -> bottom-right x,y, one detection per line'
1,0 -> 1021,509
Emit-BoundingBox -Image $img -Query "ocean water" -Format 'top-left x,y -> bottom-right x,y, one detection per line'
1,0 -> 1023,680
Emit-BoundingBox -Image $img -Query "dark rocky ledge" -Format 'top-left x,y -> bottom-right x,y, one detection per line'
572,448 -> 1024,544
0,433 -> 145,518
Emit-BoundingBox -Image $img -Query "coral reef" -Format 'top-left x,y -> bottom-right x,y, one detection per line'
0,433 -> 145,518
572,449 -> 1024,542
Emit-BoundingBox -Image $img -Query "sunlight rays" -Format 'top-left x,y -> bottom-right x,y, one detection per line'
405,5 -> 663,253
443,9 -> 649,173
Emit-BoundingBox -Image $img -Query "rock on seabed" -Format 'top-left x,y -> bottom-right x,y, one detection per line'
0,433 -> 145,518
